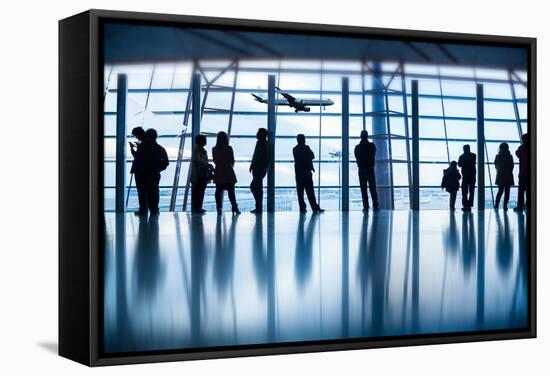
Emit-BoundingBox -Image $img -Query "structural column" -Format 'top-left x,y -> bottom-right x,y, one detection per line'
341,77 -> 350,211
183,73 -> 202,212
115,74 -> 128,213
191,73 -> 201,151
411,211 -> 420,330
371,62 -> 392,209
411,80 -> 420,211
341,213 -> 349,337
477,84 -> 485,210
476,211 -> 486,328
267,75 -> 277,212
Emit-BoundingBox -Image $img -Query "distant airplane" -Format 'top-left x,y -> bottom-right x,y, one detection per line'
251,87 -> 334,112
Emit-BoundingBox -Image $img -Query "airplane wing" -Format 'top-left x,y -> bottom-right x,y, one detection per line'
251,93 -> 265,103
275,87 -> 296,102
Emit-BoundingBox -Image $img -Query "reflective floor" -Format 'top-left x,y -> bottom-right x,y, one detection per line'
103,210 -> 528,353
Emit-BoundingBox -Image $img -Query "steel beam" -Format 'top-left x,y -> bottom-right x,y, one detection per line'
476,211 -> 486,328
182,73 -> 202,211
192,73 -> 201,149
399,63 -> 413,208
341,77 -> 350,211
411,80 -> 420,211
267,75 -> 276,212
371,62 -> 392,209
169,64 -> 195,211
115,74 -> 127,213
477,84 -> 485,210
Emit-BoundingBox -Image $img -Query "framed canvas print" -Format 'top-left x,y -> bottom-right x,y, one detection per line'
59,9 -> 536,366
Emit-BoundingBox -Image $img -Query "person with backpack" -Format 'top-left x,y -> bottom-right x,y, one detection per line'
441,161 -> 461,211
134,128 -> 169,215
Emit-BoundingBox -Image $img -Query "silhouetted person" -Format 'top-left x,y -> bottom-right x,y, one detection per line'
129,127 -> 147,215
458,144 -> 476,211
515,133 -> 529,211
441,160 -> 461,211
212,131 -> 240,215
494,142 -> 514,210
354,130 -> 379,212
293,134 -> 324,213
190,134 -> 211,214
249,128 -> 270,213
133,128 -> 169,215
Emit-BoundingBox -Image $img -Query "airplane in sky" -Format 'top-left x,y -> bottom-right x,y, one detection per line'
251,87 -> 334,112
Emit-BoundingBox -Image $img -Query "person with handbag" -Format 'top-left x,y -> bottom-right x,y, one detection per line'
191,134 -> 211,214
212,131 -> 241,215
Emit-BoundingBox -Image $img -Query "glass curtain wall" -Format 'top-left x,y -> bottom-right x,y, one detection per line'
103,60 -> 527,211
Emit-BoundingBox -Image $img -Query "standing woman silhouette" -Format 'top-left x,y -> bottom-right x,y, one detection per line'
494,142 -> 515,210
212,131 -> 241,215
190,134 -> 210,214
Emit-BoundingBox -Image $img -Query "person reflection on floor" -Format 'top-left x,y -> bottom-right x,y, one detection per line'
213,215 -> 238,303
461,212 -> 476,275
294,214 -> 318,289
495,211 -> 513,275
133,214 -> 165,302
444,209 -> 459,257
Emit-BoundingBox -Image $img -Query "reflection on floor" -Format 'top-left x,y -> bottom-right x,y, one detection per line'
103,210 -> 528,353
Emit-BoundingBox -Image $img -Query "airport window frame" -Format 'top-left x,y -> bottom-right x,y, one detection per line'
103,61 -> 528,211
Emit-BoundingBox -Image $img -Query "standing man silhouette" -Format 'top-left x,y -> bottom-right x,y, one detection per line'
136,128 -> 169,215
293,134 -> 324,213
354,130 -> 379,212
458,144 -> 476,211
515,133 -> 529,211
249,128 -> 270,214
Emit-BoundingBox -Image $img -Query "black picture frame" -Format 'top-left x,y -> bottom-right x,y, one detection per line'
59,9 -> 537,366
